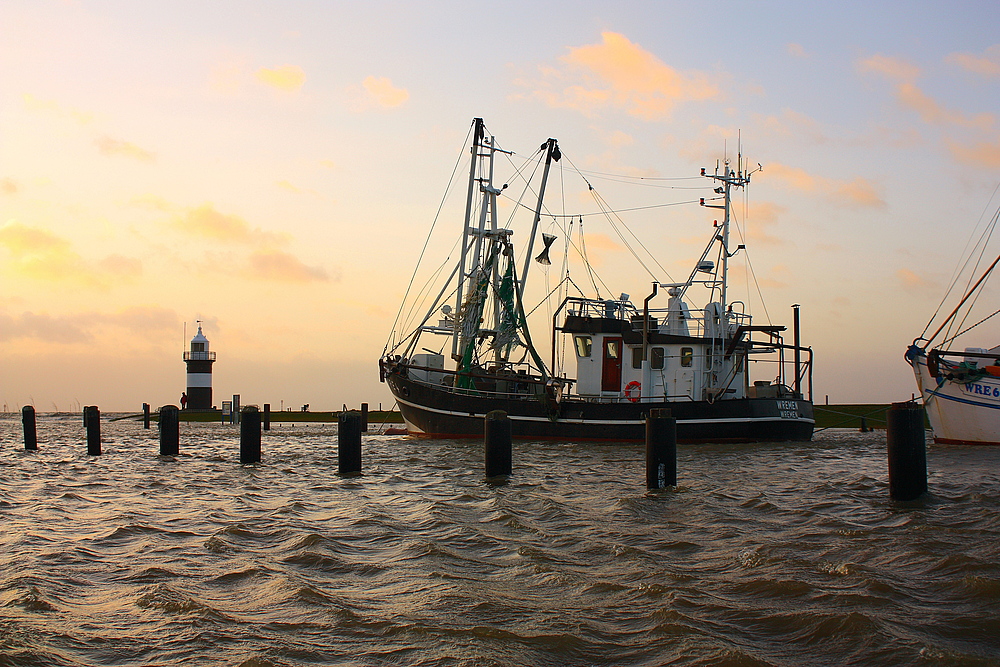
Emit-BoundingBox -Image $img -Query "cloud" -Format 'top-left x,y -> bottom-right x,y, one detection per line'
1,178 -> 18,195
761,163 -> 885,208
755,264 -> 792,289
0,311 -> 91,343
97,254 -> 143,279
246,249 -> 329,282
104,305 -> 179,333
0,221 -> 143,287
897,268 -> 934,291
523,32 -> 718,120
254,65 -> 306,92
787,43 -> 808,59
172,203 -> 289,246
858,53 -> 995,131
22,93 -> 94,125
744,202 -> 787,245
95,135 -> 156,162
947,139 -> 1000,169
349,76 -> 409,111
754,108 -> 827,143
895,83 -> 994,130
857,54 -> 921,82
130,193 -> 176,211
946,45 -> 1000,77
0,306 -> 179,344
209,61 -> 246,95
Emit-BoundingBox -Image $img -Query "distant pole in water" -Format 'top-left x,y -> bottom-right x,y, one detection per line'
159,405 -> 180,456
792,304 -> 801,396
361,403 -> 369,433
22,405 -> 37,451
263,403 -> 271,431
85,406 -> 101,456
646,408 -> 677,489
338,412 -> 363,474
143,403 -> 150,429
484,410 -> 512,478
240,406 -> 261,464
887,402 -> 927,501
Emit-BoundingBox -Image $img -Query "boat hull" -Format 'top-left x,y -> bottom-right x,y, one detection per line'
385,373 -> 813,442
911,353 -> 1000,446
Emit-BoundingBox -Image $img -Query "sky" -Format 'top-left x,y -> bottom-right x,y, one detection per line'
2,0 -> 1000,412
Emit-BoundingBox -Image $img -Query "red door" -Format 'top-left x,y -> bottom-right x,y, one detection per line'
601,337 -> 623,392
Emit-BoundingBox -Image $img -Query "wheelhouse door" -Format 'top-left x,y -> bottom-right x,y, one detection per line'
601,337 -> 623,392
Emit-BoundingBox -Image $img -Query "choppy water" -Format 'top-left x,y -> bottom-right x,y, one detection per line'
1,414 -> 999,666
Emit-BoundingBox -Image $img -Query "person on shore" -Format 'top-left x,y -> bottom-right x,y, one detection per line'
181,392 -> 188,410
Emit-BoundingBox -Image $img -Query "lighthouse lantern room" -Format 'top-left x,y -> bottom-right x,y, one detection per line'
183,322 -> 216,409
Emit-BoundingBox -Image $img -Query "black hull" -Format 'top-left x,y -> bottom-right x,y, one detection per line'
385,373 -> 813,443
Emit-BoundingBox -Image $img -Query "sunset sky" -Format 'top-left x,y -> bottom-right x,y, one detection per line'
3,1 -> 1000,412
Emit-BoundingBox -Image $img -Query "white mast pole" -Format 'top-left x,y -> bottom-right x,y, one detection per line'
453,118 -> 484,360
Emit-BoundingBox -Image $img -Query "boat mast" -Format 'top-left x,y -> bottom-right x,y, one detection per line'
703,154 -> 752,325
518,138 -> 560,302
452,118 -> 485,361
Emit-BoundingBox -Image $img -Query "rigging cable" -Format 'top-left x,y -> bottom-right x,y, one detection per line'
947,202 -> 1000,342
920,181 -> 1000,341
729,199 -> 772,326
384,122 -> 474,355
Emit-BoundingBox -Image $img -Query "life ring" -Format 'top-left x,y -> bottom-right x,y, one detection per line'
625,381 -> 641,403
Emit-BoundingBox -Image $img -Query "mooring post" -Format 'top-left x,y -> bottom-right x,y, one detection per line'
263,403 -> 271,431
143,402 -> 151,429
646,408 -> 677,489
82,406 -> 89,426
860,416 -> 869,433
361,402 -> 369,433
484,410 -> 512,478
338,411 -> 363,474
240,406 -> 261,464
887,402 -> 927,501
159,405 -> 180,456
85,405 -> 101,456
22,405 -> 37,451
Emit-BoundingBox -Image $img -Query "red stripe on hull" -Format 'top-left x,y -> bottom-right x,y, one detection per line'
934,437 -> 1000,446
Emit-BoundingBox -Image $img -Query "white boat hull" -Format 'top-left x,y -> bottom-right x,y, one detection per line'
910,353 -> 1000,445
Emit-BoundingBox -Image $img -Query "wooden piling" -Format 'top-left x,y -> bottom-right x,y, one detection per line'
22,405 -> 37,451
159,405 -> 179,456
887,402 -> 927,501
85,406 -> 101,456
263,403 -> 271,431
646,408 -> 677,489
240,406 -> 261,464
361,403 -> 369,433
484,410 -> 512,478
143,403 -> 150,429
338,411 -> 362,474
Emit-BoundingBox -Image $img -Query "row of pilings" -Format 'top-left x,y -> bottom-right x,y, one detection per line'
16,403 -> 928,498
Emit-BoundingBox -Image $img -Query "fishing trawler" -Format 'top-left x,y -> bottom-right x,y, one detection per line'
905,197 -> 1000,445
379,118 -> 814,441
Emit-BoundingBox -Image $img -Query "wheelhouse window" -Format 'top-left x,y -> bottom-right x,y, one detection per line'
651,347 -> 665,370
681,347 -> 693,367
575,335 -> 593,358
632,346 -> 644,369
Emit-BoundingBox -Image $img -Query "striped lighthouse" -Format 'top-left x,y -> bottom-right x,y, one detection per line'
183,322 -> 216,410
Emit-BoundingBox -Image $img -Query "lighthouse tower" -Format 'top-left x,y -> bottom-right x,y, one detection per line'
183,322 -> 216,409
